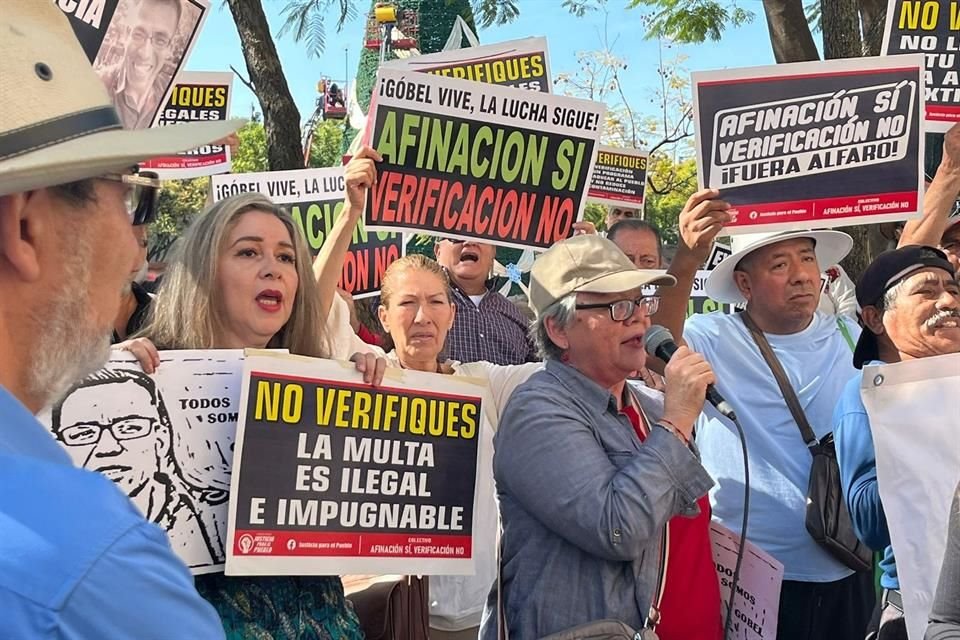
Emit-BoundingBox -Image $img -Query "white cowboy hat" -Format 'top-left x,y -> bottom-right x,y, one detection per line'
705,230 -> 853,304
0,1 -> 244,196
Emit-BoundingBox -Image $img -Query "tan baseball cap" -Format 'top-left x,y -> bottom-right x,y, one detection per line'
528,234 -> 676,317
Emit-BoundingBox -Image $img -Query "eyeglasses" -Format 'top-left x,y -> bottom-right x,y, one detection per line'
100,171 -> 161,226
575,295 -> 660,321
56,417 -> 155,447
130,28 -> 172,51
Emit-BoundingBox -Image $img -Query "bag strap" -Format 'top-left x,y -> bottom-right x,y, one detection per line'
740,312 -> 818,448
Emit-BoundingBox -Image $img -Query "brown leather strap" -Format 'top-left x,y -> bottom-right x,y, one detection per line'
740,312 -> 818,447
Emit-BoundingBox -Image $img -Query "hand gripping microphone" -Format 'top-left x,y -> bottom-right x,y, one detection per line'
643,325 -> 737,421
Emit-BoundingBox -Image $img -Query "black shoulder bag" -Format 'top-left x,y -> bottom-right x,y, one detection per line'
742,312 -> 873,572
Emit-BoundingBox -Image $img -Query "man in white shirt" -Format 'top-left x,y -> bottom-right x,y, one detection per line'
650,190 -> 875,640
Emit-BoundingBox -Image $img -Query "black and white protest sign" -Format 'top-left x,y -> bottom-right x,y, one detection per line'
694,56 -> 925,234
212,168 -> 404,299
587,146 -> 649,208
40,350 -> 245,574
883,0 -> 960,132
227,354 -> 489,576
643,270 -> 733,316
384,36 -> 553,93
59,0 -> 210,130
365,67 -> 605,251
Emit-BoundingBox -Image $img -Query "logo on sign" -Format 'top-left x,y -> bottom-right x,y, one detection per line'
287,539 -> 297,551
238,533 -> 255,554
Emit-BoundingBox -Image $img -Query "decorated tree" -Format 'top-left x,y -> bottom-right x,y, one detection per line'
346,0 -> 478,148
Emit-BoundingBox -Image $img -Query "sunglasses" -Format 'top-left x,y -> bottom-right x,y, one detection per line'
100,170 -> 161,226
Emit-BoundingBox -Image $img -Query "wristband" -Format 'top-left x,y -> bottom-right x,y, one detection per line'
656,419 -> 690,445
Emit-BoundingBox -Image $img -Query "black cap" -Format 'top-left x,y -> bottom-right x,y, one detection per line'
852,245 -> 956,369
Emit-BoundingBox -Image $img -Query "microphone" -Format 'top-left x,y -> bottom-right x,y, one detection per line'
644,325 -> 737,421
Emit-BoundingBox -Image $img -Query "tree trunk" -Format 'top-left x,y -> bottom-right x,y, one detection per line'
859,0 -> 888,55
822,0 -> 863,58
226,0 -> 304,171
821,0 -> 871,278
762,0 -> 821,62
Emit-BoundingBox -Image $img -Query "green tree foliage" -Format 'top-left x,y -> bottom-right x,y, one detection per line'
307,119 -> 347,168
628,0 -> 754,43
278,0 -> 359,57
557,20 -> 696,244
150,176 -> 209,262
231,122 -> 269,173
644,156 -> 698,245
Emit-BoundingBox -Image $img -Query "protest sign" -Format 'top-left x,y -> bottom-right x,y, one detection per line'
587,146 -> 649,208
39,350 -> 246,574
706,242 -> 733,270
59,0 -> 210,131
365,67 -> 605,251
711,522 -> 784,640
211,168 -> 404,299
226,353 -> 489,575
693,56 -> 925,234
862,353 -> 960,640
642,270 -> 733,316
690,270 -> 735,315
384,36 -> 552,93
141,71 -> 233,178
882,0 -> 960,132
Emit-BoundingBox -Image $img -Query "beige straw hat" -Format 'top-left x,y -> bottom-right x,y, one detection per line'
0,1 -> 244,196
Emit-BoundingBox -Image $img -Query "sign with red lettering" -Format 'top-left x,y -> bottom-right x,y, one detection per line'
693,56 -> 925,234
226,353 -> 489,576
365,67 -> 605,251
211,168 -> 403,299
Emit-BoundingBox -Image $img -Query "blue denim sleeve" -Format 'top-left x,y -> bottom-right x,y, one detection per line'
495,388 -> 714,562
833,380 -> 890,551
59,521 -> 225,640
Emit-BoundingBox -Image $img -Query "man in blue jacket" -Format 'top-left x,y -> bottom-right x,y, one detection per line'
0,2 -> 240,638
835,245 -> 960,640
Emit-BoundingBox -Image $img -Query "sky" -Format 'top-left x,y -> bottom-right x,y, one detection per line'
185,0 -> 778,126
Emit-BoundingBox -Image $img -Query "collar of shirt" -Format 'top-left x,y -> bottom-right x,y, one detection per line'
447,271 -> 490,300
545,359 -> 620,416
0,385 -> 72,464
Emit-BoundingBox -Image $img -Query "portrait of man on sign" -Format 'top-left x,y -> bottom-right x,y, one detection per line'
50,368 -> 221,569
94,0 -> 199,130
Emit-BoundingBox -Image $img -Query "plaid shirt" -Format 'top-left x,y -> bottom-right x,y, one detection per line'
442,282 -> 538,365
